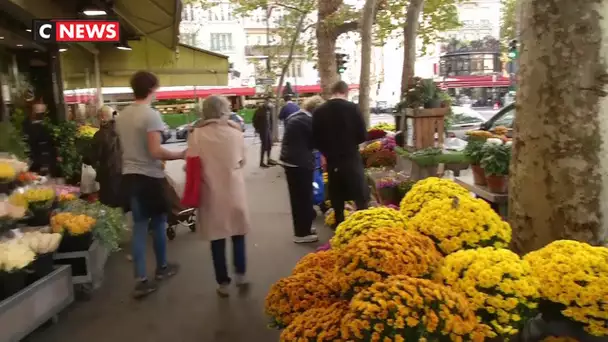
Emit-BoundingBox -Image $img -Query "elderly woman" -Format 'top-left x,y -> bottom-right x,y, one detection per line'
85,105 -> 123,207
279,95 -> 325,243
187,95 -> 250,297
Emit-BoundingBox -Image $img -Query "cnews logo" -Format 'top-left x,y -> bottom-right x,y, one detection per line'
33,20 -> 120,42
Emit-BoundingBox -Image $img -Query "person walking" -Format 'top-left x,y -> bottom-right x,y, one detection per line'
312,81 -> 369,228
279,96 -> 324,244
279,94 -> 300,121
187,95 -> 251,297
115,71 -> 184,299
84,105 -> 123,208
252,97 -> 276,168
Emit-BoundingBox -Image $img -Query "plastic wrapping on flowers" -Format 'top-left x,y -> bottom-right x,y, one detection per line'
435,247 -> 540,338
341,275 -> 490,342
408,195 -> 512,254
330,207 -> 407,249
292,250 -> 338,275
265,269 -> 340,329
524,240 -> 608,337
399,177 -> 471,219
335,228 -> 443,298
280,301 -> 349,342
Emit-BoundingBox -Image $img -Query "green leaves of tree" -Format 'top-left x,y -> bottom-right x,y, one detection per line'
500,0 -> 517,48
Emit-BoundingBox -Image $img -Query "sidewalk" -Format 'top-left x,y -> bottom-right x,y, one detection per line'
28,143 -> 331,342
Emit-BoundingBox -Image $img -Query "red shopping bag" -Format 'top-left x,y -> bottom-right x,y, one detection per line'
181,156 -> 202,208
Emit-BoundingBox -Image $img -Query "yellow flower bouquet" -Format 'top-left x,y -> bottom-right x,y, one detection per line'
335,228 -> 443,298
0,162 -> 17,183
341,275 -> 489,342
51,212 -> 96,236
435,247 -> 540,338
78,125 -> 98,139
330,207 -> 407,248
399,177 -> 471,219
280,301 -> 349,342
524,240 -> 608,336
11,187 -> 56,210
408,196 -> 512,254
265,269 -> 340,329
292,250 -> 338,275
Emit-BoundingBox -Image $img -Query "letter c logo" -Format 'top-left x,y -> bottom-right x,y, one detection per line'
39,24 -> 52,39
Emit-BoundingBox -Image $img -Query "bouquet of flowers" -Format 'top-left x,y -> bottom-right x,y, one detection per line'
435,247 -> 540,338
372,123 -> 395,132
408,196 -> 512,254
330,207 -> 407,249
366,128 -> 387,141
381,135 -> 396,150
265,269 -> 340,329
51,212 -> 96,236
365,149 -> 397,168
0,241 -> 36,272
292,250 -> 338,275
77,125 -> 98,139
280,302 -> 349,342
341,276 -> 489,342
0,162 -> 16,184
524,240 -> 608,337
399,177 -> 471,219
11,187 -> 56,211
335,228 -> 443,298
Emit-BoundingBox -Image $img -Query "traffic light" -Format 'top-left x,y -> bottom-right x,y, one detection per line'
335,53 -> 348,73
508,39 -> 518,59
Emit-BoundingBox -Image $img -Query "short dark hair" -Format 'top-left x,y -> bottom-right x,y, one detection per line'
130,71 -> 159,100
284,94 -> 292,101
331,81 -> 349,95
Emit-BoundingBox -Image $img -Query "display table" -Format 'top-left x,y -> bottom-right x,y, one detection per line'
54,239 -> 109,291
455,174 -> 508,218
0,265 -> 73,342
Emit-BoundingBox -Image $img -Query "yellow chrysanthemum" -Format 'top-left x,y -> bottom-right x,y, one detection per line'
341,276 -> 489,342
335,228 -> 443,298
408,196 -> 511,254
435,247 -> 540,338
280,301 -> 349,342
524,240 -> 608,337
292,250 -> 338,275
330,207 -> 407,248
325,209 -> 353,227
399,177 -> 471,219
265,269 -> 340,329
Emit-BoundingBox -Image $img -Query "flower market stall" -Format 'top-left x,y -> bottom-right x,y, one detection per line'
266,177 -> 608,342
0,154 -> 126,340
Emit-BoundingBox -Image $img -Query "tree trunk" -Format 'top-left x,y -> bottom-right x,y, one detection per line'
273,14 -> 307,141
509,0 -> 608,254
400,0 -> 424,97
358,0 -> 377,128
316,25 -> 339,99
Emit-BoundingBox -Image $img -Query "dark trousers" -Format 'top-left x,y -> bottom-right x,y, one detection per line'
327,159 -> 369,226
211,235 -> 246,285
284,166 -> 314,237
260,129 -> 272,164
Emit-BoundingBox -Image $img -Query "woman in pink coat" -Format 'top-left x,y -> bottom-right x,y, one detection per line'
187,95 -> 250,297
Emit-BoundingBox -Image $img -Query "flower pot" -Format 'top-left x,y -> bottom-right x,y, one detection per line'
486,174 -> 508,194
0,217 -> 17,234
58,232 -> 93,252
26,207 -> 52,226
0,269 -> 27,300
0,180 -> 15,195
471,164 -> 487,185
28,253 -> 55,284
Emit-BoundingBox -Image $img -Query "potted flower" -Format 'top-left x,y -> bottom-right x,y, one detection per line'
19,231 -> 62,283
480,138 -> 512,193
0,241 -> 36,300
464,130 -> 494,185
0,162 -> 17,194
376,176 -> 400,205
51,212 -> 96,252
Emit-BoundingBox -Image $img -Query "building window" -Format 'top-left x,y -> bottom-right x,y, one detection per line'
286,61 -> 302,78
210,33 -> 233,51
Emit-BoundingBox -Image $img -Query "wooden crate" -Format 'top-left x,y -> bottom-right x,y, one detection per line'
0,265 -> 73,342
404,108 -> 449,150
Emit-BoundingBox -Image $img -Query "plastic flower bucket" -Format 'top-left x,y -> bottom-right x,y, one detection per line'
57,231 -> 93,253
27,253 -> 55,284
0,269 -> 28,300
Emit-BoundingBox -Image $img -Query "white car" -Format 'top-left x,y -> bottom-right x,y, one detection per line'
447,106 -> 487,139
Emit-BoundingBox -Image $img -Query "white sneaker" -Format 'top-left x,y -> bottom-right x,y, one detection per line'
217,283 -> 230,297
294,235 -> 319,244
311,226 -> 317,234
235,274 -> 249,287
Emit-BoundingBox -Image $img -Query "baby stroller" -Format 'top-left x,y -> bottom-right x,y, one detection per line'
162,175 -> 196,240
313,151 -> 329,214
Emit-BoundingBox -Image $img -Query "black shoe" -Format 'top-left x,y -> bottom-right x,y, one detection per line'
155,263 -> 180,281
267,159 -> 278,166
133,280 -> 158,299
260,163 -> 269,168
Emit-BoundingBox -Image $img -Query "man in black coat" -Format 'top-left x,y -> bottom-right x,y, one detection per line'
252,97 -> 277,168
280,96 -> 325,243
312,81 -> 369,228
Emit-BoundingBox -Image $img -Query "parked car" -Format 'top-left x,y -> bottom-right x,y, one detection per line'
446,106 -> 487,139
175,113 -> 246,141
480,102 -> 515,138
161,123 -> 172,144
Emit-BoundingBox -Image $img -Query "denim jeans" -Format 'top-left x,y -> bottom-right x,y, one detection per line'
210,235 -> 246,285
131,195 -> 168,280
